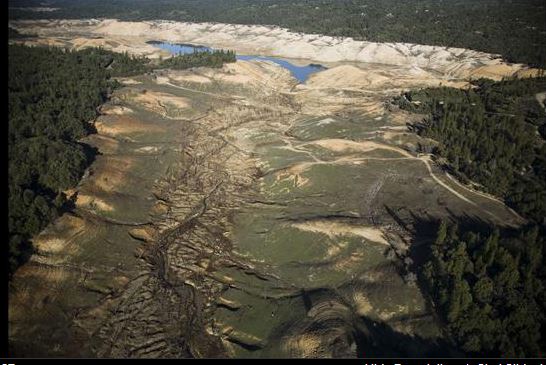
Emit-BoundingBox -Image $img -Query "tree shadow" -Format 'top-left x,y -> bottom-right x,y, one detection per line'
353,316 -> 463,357
79,141 -> 99,166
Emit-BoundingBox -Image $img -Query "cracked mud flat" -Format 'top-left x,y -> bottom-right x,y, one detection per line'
8,22 -> 529,358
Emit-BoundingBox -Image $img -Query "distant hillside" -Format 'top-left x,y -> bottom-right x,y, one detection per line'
8,0 -> 546,68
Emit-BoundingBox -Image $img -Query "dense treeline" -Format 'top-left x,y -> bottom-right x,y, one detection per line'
8,0 -> 546,67
397,77 -> 546,356
158,49 -> 236,70
8,45 -> 149,274
396,76 -> 546,224
423,221 -> 545,356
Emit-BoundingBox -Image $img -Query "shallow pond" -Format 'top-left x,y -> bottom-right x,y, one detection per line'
147,40 -> 326,83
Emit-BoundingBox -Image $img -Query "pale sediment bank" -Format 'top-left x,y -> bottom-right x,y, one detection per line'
10,18 -> 542,80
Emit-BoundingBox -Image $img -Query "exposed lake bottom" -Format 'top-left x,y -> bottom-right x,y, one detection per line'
147,40 -> 326,82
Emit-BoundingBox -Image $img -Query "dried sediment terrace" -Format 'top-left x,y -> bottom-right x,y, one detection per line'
8,21 -> 531,358
10,18 -> 542,80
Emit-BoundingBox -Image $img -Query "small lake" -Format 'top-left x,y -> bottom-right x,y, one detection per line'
147,40 -> 326,83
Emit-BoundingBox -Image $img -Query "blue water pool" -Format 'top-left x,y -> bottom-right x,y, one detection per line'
147,41 -> 326,83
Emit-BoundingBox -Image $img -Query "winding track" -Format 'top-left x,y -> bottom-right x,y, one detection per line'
272,134 -> 523,225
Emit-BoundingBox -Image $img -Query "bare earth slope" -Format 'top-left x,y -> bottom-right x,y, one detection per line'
9,18 -> 542,80
8,20 -> 533,358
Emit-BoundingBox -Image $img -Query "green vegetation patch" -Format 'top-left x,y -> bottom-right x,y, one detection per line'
256,145 -> 316,172
287,115 -> 387,141
215,288 -> 307,357
158,49 -> 236,69
422,221 -> 545,356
